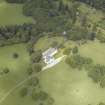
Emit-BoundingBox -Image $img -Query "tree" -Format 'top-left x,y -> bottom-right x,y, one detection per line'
28,77 -> 39,86
3,68 -> 10,74
20,87 -> 28,97
51,41 -> 58,48
32,91 -> 48,101
27,67 -> 33,75
72,46 -> 78,54
32,63 -> 42,72
100,76 -> 105,88
31,50 -> 42,63
13,53 -> 19,59
88,64 -> 105,83
99,102 -> 105,105
63,48 -> 71,55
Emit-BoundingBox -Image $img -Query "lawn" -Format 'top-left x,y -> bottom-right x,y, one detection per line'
0,43 -> 31,104
79,40 -> 105,65
34,36 -> 65,51
0,0 -> 34,26
78,3 -> 104,24
39,60 -> 105,105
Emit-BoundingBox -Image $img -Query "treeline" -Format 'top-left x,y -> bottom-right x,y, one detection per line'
22,0 -> 78,32
66,54 -> 105,88
76,0 -> 105,11
6,0 -> 25,3
0,24 -> 41,46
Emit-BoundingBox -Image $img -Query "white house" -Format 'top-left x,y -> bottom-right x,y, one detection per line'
42,48 -> 58,64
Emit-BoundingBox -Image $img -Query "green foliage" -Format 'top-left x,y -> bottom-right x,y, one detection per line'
27,67 -> 33,75
31,50 -> 42,63
88,64 -> 105,83
66,55 -> 93,69
0,68 -> 10,76
20,87 -> 28,97
32,91 -> 48,101
98,102 -> 105,105
76,0 -> 105,11
96,31 -> 105,43
0,24 -> 40,46
13,53 -> 19,59
6,0 -> 25,3
28,77 -> 39,86
32,63 -> 42,72
63,48 -> 72,55
3,68 -> 10,74
72,46 -> 78,54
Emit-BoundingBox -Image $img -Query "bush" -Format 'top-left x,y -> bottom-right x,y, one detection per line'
88,64 -> 105,83
32,91 -> 48,101
13,53 -> 19,59
3,68 -> 10,74
20,87 -> 28,97
31,50 -> 42,63
32,63 -> 42,72
72,46 -> 78,54
99,102 -> 105,105
66,55 -> 93,69
27,67 -> 33,75
63,48 -> 71,55
28,77 -> 39,86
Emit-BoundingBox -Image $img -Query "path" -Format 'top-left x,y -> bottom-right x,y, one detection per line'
0,55 -> 66,104
0,73 -> 40,104
42,55 -> 66,71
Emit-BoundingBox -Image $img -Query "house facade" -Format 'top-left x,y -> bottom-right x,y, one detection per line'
42,48 -> 58,64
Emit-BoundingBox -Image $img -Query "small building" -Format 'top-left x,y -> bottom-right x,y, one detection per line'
42,48 -> 58,64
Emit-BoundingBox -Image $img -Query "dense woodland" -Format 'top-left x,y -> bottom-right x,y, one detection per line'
0,0 -> 97,47
76,0 -> 105,11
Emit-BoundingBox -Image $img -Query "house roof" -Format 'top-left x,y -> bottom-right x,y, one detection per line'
42,48 -> 57,57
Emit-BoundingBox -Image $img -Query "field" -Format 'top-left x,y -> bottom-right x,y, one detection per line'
79,40 -> 105,65
1,0 -> 105,105
39,60 -> 105,105
0,0 -> 34,26
39,41 -> 105,105
0,44 -> 32,105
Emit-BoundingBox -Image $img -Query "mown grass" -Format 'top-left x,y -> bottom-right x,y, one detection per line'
0,44 -> 30,104
39,60 -> 105,105
79,40 -> 105,65
0,0 -> 34,26
34,36 -> 65,51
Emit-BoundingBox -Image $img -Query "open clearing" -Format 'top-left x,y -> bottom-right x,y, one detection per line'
1,39 -> 105,105
79,40 -> 105,65
0,44 -> 31,105
0,0 -> 34,25
40,60 -> 105,105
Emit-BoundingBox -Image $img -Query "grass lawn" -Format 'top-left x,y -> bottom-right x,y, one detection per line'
34,36 -> 65,51
78,3 -> 104,24
0,43 -> 31,104
39,60 -> 105,105
0,0 -> 34,26
79,40 -> 105,65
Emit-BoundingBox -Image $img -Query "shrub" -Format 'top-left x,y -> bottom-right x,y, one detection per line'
63,48 -> 71,55
32,63 -> 42,72
72,46 -> 78,54
20,87 -> 28,97
13,53 -> 19,59
3,68 -> 10,74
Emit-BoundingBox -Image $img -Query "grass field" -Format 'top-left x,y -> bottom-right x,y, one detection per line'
1,40 -> 105,105
39,60 -> 105,105
34,36 -> 65,51
0,0 -> 34,25
0,0 -> 105,105
79,40 -> 105,65
0,44 -> 31,105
